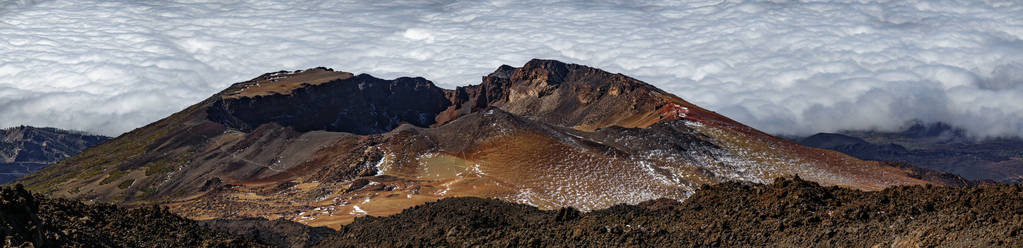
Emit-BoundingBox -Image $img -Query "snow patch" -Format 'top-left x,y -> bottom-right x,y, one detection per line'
373,152 -> 388,176
351,205 -> 368,215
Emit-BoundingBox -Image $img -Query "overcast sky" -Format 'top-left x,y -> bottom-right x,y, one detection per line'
1,0 -> 1022,138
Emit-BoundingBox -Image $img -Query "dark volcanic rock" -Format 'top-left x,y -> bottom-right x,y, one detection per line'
314,177 -> 1023,247
0,184 -> 266,247
209,73 -> 452,135
200,218 -> 337,248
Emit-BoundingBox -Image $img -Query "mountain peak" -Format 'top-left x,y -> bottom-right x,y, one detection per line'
488,64 -> 517,79
222,68 -> 354,99
17,60 -> 960,230
515,59 -> 571,84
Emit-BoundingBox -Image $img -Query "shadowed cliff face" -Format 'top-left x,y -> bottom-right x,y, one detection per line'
208,70 -> 451,135
17,59 -> 967,230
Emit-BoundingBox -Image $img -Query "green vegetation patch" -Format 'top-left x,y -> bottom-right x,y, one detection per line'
117,178 -> 135,190
144,159 -> 174,177
134,185 -> 159,200
100,169 -> 128,185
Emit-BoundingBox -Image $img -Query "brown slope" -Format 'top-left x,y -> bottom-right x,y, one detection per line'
17,60 -> 963,230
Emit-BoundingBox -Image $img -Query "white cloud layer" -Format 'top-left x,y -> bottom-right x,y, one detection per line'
1,0 -> 1022,138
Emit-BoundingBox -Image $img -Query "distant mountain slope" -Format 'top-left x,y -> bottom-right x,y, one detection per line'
793,122 -> 1023,182
0,126 -> 108,184
17,59 -> 965,229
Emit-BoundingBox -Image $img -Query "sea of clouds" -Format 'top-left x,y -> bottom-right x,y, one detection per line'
1,0 -> 1021,138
